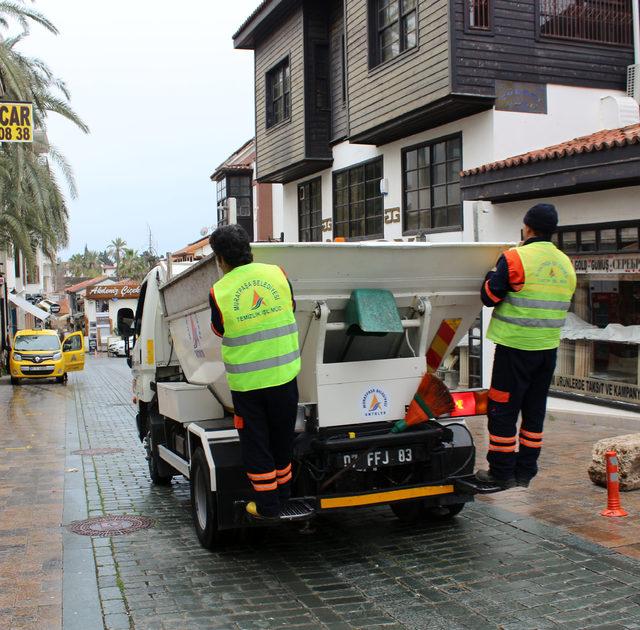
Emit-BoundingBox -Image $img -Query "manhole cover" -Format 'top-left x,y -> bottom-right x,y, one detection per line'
71,448 -> 124,456
67,515 -> 154,537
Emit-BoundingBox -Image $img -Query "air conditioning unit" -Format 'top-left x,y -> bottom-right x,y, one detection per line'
627,64 -> 640,104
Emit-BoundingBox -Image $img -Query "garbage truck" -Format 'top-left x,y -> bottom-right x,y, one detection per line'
122,242 -> 509,549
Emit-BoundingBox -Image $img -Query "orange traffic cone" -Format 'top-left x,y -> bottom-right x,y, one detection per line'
601,450 -> 628,518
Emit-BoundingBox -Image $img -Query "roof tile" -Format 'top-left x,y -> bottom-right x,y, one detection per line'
462,122 -> 640,177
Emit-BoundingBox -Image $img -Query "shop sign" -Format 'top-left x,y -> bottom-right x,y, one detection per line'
572,254 -> 640,274
86,284 -> 141,300
0,102 -> 33,142
552,375 -> 640,404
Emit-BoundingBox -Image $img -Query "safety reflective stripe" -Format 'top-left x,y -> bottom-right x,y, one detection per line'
504,295 -> 571,310
277,472 -> 292,485
520,429 -> 543,439
252,481 -> 278,491
224,349 -> 301,374
519,438 -> 542,448
222,323 -> 299,348
492,313 -> 566,329
247,470 -> 276,481
276,464 -> 292,476
484,280 -> 502,304
488,444 -> 517,453
489,434 -> 516,444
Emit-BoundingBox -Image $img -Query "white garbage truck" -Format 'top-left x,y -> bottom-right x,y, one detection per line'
122,242 -> 508,549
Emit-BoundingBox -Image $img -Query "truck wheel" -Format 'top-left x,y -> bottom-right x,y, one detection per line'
190,447 -> 222,550
146,431 -> 172,486
425,503 -> 465,521
390,499 -> 426,523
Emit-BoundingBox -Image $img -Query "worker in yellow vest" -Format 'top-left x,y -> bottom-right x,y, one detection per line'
209,225 -> 300,520
476,204 -> 576,489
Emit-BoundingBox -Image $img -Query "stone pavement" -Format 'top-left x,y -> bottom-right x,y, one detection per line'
3,356 -> 640,629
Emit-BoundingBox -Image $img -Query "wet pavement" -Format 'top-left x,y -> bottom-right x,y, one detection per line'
3,356 -> 640,629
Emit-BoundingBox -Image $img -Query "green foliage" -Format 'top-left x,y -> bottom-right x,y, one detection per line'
0,2 -> 88,267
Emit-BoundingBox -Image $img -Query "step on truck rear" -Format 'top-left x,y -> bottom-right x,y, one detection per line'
124,242 -> 509,549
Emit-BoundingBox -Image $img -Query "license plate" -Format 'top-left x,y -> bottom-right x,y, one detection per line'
26,366 -> 51,371
334,446 -> 420,470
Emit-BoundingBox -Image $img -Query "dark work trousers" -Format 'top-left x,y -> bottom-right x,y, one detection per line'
486,344 -> 557,482
231,378 -> 298,517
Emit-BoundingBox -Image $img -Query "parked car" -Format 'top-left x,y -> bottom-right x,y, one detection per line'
109,336 -> 134,357
9,329 -> 85,385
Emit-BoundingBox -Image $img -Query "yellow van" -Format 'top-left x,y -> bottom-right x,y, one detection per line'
9,329 -> 85,385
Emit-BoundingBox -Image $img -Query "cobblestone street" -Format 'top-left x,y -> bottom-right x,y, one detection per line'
4,357 -> 640,629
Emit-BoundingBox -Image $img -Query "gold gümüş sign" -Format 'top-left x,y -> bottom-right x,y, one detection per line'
86,284 -> 141,300
0,102 -> 33,143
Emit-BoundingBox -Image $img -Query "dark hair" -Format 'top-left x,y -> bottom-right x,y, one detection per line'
209,225 -> 253,268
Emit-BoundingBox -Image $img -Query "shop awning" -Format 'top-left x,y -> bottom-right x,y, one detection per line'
562,313 -> 640,345
8,293 -> 51,321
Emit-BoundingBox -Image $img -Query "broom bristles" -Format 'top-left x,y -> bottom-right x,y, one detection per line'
404,373 -> 454,427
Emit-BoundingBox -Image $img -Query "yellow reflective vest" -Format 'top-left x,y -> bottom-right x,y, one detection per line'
213,262 -> 300,392
487,241 -> 576,351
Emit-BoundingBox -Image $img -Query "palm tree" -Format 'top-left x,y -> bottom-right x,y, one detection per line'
108,238 -> 127,278
118,248 -> 148,282
0,4 -> 88,267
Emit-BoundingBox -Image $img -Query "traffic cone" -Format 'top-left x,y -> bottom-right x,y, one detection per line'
601,450 -> 628,518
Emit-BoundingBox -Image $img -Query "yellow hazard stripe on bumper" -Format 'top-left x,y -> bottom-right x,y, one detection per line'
320,485 -> 454,509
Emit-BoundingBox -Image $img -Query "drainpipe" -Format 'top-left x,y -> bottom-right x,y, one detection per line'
634,0 -> 640,64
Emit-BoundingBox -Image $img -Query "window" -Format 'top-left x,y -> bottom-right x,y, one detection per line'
26,264 -> 40,285
556,220 -> 640,253
538,0 -> 632,47
266,58 -> 291,128
333,158 -> 384,239
373,0 -> 417,66
298,178 -> 323,242
216,178 -> 227,226
403,135 -> 462,233
467,0 -> 491,30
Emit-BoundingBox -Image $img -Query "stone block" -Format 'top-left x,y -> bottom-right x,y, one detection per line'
588,434 -> 640,491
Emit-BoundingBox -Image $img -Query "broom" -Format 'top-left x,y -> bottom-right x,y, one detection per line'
390,373 -> 454,433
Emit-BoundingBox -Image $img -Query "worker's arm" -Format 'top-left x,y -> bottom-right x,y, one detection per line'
481,254 -> 511,307
209,288 -> 224,337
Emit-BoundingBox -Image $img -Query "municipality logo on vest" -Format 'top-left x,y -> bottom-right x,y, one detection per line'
361,387 -> 389,418
250,290 -> 267,310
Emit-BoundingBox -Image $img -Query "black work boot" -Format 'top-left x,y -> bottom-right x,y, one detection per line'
516,476 -> 532,488
475,469 -> 516,489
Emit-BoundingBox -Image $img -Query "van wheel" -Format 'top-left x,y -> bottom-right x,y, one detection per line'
425,503 -> 465,521
10,377 -> 20,386
56,375 -> 66,384
146,431 -> 172,486
191,447 -> 223,550
390,499 -> 426,523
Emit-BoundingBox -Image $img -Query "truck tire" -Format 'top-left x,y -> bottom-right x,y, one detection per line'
146,431 -> 173,486
389,499 -> 426,523
425,503 -> 465,521
190,447 -> 222,550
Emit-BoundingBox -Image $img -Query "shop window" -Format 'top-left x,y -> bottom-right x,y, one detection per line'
298,178 -> 322,242
553,219 -> 640,408
370,0 -> 417,67
403,135 -> 462,233
538,0 -> 632,47
266,58 -> 291,128
333,158 -> 384,239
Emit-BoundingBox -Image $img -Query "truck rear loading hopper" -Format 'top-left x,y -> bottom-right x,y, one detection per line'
127,242 -> 510,549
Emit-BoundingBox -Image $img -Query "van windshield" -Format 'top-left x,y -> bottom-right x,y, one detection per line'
14,335 -> 61,352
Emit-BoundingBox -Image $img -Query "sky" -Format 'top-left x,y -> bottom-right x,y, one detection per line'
20,0 -> 261,259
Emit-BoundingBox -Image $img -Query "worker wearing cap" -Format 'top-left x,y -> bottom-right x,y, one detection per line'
476,204 -> 576,489
209,225 -> 300,520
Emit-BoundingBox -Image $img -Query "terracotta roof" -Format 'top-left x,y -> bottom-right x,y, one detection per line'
462,123 -> 640,177
172,237 -> 210,257
65,275 -> 109,294
233,1 -> 273,39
